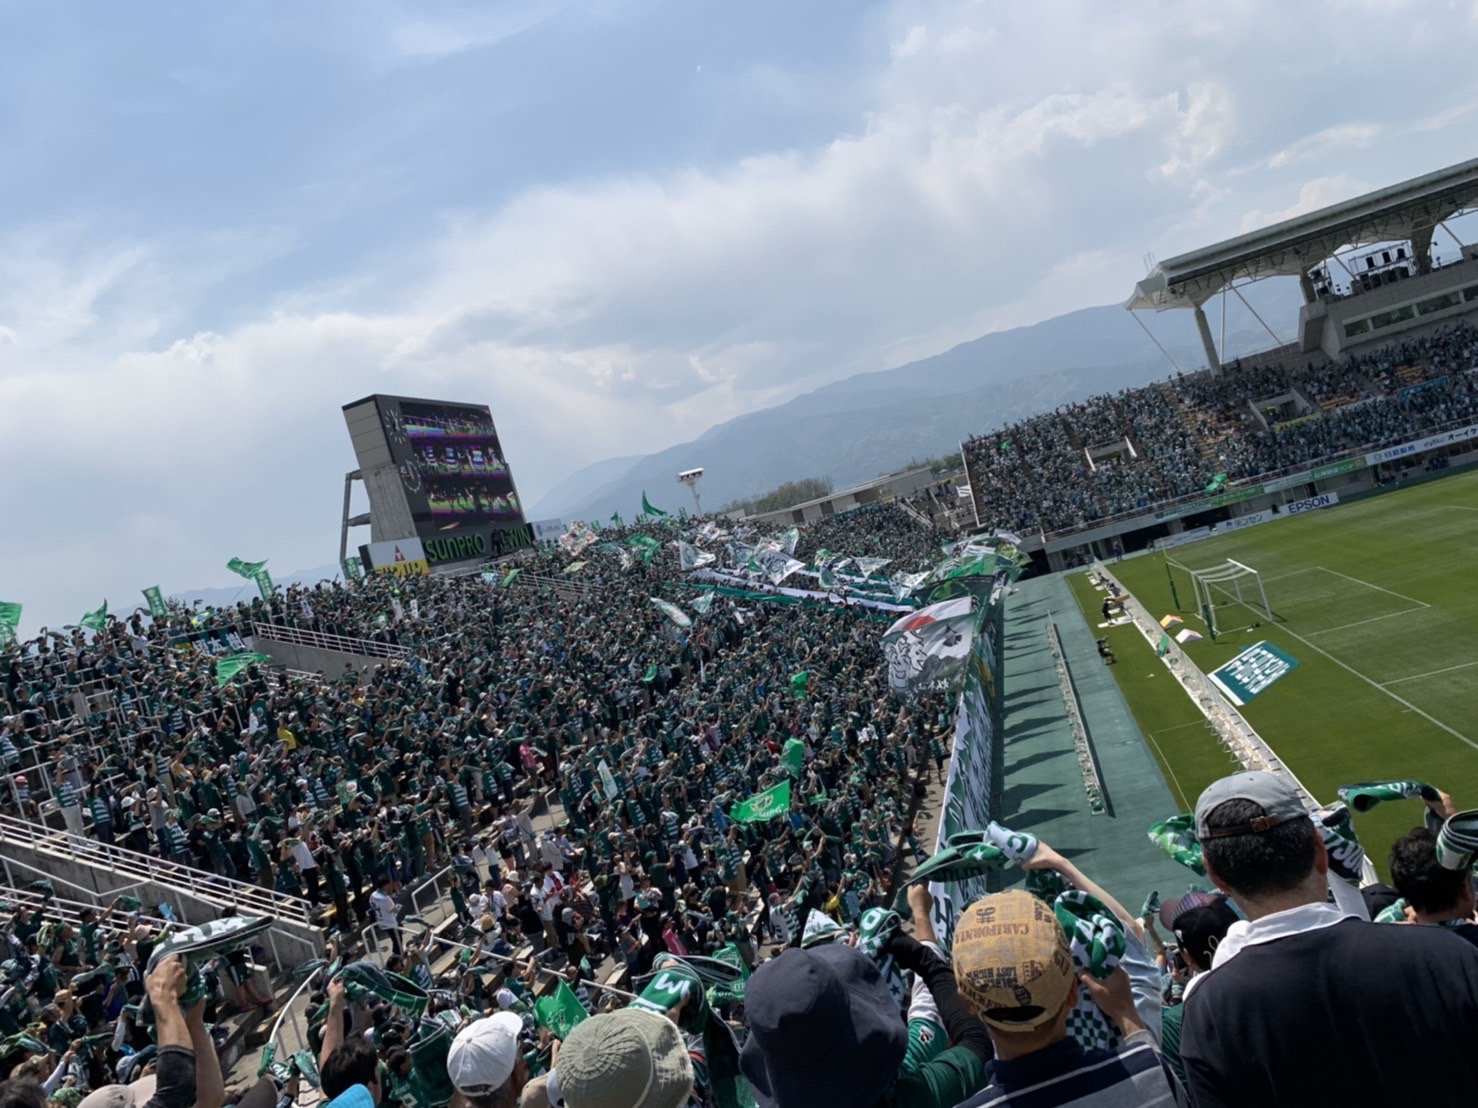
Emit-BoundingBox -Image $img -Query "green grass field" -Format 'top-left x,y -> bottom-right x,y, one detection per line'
1067,468 -> 1478,874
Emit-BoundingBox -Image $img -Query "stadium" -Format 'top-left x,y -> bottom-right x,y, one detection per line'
4,162 -> 1478,1107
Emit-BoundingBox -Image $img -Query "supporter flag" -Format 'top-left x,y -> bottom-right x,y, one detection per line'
750,547 -> 805,585
0,601 -> 21,647
1146,815 -> 1205,875
80,602 -> 109,631
641,491 -> 669,518
677,541 -> 715,571
730,781 -> 791,823
1175,629 -> 1202,644
691,590 -> 716,615
627,535 -> 660,565
992,529 -> 1025,548
889,570 -> 930,601
610,511 -> 623,527
216,652 -> 273,687
559,522 -> 597,556
854,556 -> 892,577
710,943 -> 751,1005
501,567 -> 521,587
782,737 -> 805,776
1205,473 -> 1228,494
226,557 -> 267,580
563,561 -> 587,575
1156,633 -> 1171,657
254,569 -> 274,601
140,586 -> 167,618
641,663 -> 659,684
533,979 -> 589,1040
781,528 -> 800,556
650,598 -> 693,628
789,671 -> 808,699
880,596 -> 976,699
1314,804 -> 1367,885
341,556 -> 364,581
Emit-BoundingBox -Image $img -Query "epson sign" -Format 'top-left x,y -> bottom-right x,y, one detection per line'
1286,491 -> 1340,515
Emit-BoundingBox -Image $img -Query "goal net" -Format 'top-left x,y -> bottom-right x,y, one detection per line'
1166,558 -> 1275,640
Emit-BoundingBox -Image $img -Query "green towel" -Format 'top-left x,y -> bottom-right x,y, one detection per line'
1313,804 -> 1366,885
1436,809 -> 1478,872
1146,814 -> 1205,875
856,908 -> 906,1010
1052,889 -> 1127,1055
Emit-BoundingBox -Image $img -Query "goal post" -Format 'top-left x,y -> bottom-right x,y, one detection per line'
1166,557 -> 1276,640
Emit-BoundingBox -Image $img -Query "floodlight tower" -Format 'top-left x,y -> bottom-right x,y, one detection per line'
677,468 -> 704,516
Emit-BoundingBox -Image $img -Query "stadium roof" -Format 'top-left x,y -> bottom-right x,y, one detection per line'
1127,157 -> 1478,310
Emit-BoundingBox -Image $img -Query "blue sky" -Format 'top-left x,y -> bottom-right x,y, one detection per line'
5,0 -> 1478,627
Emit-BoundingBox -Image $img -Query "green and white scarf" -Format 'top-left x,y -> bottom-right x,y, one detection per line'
1146,814 -> 1205,875
1436,809 -> 1478,872
856,907 -> 906,1010
1337,780 -> 1437,812
983,821 -> 1039,865
1053,889 -> 1126,1055
1312,804 -> 1367,885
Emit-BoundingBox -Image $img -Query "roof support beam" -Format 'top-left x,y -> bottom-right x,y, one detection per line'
1194,304 -> 1221,375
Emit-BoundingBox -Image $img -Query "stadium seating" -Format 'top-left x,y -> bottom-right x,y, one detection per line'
964,321 -> 1478,535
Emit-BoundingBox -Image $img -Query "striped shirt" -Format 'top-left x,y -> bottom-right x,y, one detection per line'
954,1030 -> 1183,1108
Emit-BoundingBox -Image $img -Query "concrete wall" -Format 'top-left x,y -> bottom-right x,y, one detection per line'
252,634 -> 389,679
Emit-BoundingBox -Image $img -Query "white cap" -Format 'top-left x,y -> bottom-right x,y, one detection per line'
447,1012 -> 522,1095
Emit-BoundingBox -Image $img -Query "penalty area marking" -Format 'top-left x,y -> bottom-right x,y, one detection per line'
1305,606 -> 1429,636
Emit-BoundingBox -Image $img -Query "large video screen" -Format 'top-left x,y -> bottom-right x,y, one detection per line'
376,396 -> 526,534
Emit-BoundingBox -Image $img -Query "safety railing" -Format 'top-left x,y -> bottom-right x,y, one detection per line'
250,623 -> 409,660
0,810 -> 314,924
1044,620 -> 1107,815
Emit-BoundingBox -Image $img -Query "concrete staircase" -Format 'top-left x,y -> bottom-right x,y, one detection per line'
0,811 -> 323,970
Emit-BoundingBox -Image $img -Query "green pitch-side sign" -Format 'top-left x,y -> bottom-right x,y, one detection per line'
1209,640 -> 1300,706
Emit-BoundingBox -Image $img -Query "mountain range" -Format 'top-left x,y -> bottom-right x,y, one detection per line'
529,286 -> 1302,521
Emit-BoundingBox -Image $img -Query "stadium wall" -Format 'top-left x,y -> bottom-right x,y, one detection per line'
927,597 -> 1005,944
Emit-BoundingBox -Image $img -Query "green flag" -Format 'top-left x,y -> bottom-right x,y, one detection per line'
142,586 -> 167,619
80,602 -> 108,631
691,590 -> 716,615
533,979 -> 589,1040
216,652 -> 273,687
0,601 -> 20,647
782,737 -> 805,776
627,535 -> 660,565
642,663 -> 659,684
341,557 -> 364,581
641,491 -> 669,518
227,557 -> 267,580
254,568 -> 274,600
730,780 -> 791,824
1156,633 -> 1171,657
650,598 -> 693,628
1205,473 -> 1228,494
501,567 -> 521,587
611,511 -> 624,527
790,671 -> 809,699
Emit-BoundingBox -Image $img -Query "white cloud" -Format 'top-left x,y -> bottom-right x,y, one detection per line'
1267,122 -> 1380,169
1239,174 -> 1372,232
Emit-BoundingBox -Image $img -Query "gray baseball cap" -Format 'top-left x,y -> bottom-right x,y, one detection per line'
1194,771 -> 1306,840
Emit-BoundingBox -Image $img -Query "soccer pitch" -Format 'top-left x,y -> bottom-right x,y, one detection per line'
1067,468 -> 1478,869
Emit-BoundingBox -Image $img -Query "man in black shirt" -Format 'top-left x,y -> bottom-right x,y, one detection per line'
1388,825 -> 1478,945
1181,771 -> 1478,1107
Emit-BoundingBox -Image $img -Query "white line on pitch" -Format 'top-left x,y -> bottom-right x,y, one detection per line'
1260,568 -> 1320,583
1382,660 -> 1478,686
1144,729 -> 1192,811
1306,606 -> 1429,636
1316,566 -> 1430,609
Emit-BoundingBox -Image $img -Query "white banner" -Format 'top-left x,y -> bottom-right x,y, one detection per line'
1287,491 -> 1340,515
365,537 -> 426,570
1366,423 -> 1478,466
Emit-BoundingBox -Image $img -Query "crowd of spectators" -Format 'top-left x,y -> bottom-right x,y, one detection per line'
963,322 -> 1478,536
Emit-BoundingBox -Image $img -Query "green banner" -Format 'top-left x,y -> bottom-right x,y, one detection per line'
142,586 -> 167,618
1310,457 -> 1364,481
501,566 -> 521,587
341,557 -> 364,581
1155,484 -> 1264,521
216,652 -> 273,687
730,780 -> 792,823
627,535 -> 660,565
254,569 -> 274,600
0,601 -> 20,647
1207,640 -> 1299,706
227,557 -> 267,580
80,602 -> 108,631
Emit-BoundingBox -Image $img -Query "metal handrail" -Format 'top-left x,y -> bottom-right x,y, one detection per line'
250,623 -> 409,660
0,811 -> 313,924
